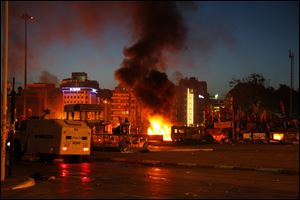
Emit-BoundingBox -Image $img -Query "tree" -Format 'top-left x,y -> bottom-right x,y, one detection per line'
228,73 -> 268,115
227,73 -> 299,117
274,84 -> 299,116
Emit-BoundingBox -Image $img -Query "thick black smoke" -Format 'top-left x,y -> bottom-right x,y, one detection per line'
115,2 -> 187,116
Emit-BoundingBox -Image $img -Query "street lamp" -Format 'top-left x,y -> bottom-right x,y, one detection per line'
21,13 -> 33,89
21,13 -> 33,119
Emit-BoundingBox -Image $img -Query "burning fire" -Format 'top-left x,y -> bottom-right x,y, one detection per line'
147,115 -> 172,141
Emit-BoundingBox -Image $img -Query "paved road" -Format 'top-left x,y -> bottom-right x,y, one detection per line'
1,143 -> 298,199
1,161 -> 298,199
93,143 -> 299,173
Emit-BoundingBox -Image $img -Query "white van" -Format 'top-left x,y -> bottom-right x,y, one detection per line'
14,119 -> 91,161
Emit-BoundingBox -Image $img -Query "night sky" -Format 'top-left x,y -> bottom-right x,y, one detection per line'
2,1 -> 299,98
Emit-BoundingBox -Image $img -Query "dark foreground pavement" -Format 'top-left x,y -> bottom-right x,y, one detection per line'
92,143 -> 299,174
1,143 -> 298,192
1,176 -> 35,191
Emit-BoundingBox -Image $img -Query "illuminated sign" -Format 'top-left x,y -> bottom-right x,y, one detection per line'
198,94 -> 204,99
61,87 -> 97,94
187,88 -> 194,126
70,87 -> 81,91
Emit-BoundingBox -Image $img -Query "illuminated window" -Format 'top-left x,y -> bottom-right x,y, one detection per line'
187,88 -> 194,126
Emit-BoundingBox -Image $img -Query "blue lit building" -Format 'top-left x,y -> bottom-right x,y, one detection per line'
60,72 -> 100,106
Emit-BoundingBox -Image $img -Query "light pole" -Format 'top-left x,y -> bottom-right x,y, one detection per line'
21,13 -> 33,119
198,94 -> 205,127
1,0 -> 9,181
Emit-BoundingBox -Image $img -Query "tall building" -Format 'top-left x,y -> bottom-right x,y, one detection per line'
60,72 -> 100,106
174,77 -> 209,127
111,85 -> 142,133
111,85 -> 130,127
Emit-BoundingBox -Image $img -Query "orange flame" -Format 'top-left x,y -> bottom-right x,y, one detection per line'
147,115 -> 172,141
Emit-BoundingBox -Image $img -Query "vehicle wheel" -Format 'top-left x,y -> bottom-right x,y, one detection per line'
206,134 -> 214,144
13,139 -> 24,161
38,153 -> 56,163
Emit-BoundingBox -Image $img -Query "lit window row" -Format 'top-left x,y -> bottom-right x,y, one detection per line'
112,111 -> 129,115
64,101 -> 88,104
64,96 -> 88,99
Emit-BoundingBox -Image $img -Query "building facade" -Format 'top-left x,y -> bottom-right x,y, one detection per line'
174,77 -> 209,127
111,85 -> 142,134
60,72 -> 100,106
15,83 -> 63,120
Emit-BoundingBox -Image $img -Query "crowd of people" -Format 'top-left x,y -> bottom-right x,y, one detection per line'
206,111 -> 299,142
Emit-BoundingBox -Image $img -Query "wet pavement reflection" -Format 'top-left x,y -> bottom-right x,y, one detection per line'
59,162 -> 92,184
50,162 -> 177,198
145,167 -> 172,197
2,160 -> 298,199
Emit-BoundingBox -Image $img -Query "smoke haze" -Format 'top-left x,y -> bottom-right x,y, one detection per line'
39,70 -> 59,86
6,1 -> 236,96
115,2 -> 187,116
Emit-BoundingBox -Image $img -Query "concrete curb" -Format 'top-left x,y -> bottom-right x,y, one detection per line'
177,162 -> 197,167
170,148 -> 214,152
141,160 -> 161,165
214,165 -> 234,169
11,177 -> 35,190
105,157 -> 298,175
150,148 -> 214,152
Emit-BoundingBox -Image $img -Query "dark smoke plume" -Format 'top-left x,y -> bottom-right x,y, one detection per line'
115,2 -> 187,116
39,70 -> 59,86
